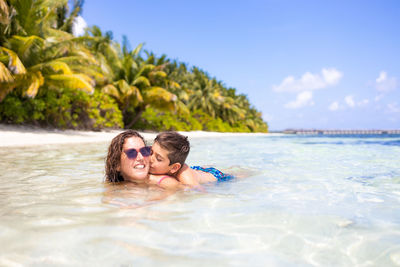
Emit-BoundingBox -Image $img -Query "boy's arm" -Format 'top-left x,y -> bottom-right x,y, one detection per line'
149,174 -> 186,191
159,177 -> 186,190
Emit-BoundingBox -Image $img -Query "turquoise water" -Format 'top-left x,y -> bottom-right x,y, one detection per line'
1,134 -> 400,266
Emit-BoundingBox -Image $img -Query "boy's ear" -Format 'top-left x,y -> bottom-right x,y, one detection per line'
169,162 -> 182,175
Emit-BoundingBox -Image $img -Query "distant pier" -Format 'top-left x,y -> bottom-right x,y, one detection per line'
283,129 -> 400,135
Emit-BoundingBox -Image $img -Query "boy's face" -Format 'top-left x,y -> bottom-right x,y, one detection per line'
150,142 -> 176,175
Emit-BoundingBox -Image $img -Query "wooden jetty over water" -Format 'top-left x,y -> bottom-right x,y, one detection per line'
283,129 -> 400,135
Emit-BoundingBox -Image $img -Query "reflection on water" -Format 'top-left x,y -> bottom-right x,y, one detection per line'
1,135 -> 400,266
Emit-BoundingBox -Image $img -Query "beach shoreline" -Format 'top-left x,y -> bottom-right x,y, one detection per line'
0,124 -> 274,148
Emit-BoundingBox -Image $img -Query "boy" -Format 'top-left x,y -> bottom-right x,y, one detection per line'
149,131 -> 233,188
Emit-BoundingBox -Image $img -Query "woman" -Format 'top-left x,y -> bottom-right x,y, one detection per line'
105,130 -> 182,190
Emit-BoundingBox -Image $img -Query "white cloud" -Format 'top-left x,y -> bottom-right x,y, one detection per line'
345,95 -> 355,108
358,99 -> 369,107
322,68 -> 343,85
72,16 -> 87,36
273,68 -> 343,92
375,71 -> 397,92
375,94 -> 384,102
284,91 -> 313,109
329,101 -> 339,111
330,97 -> 369,111
387,103 -> 400,113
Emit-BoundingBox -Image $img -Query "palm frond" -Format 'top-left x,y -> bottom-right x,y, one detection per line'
132,76 -> 150,87
0,0 -> 10,24
233,106 -> 246,119
169,81 -> 181,89
150,70 -> 167,79
108,80 -> 143,109
135,64 -> 154,78
101,84 -> 120,99
0,83 -> 15,102
33,60 -> 73,75
178,90 -> 189,102
68,63 -> 105,85
9,35 -> 44,63
143,86 -> 177,111
0,47 -> 26,74
177,100 -> 190,116
56,55 -> 95,66
46,73 -> 94,94
59,0 -> 84,33
124,85 -> 143,108
71,47 -> 98,64
104,43 -> 122,68
86,25 -> 102,37
24,70 -> 44,98
0,61 -> 14,82
245,119 -> 256,131
130,85 -> 143,103
131,43 -> 144,57
44,38 -> 97,64
93,53 -> 114,81
156,54 -> 168,66
45,28 -> 74,40
145,54 -> 155,65
115,79 -> 131,95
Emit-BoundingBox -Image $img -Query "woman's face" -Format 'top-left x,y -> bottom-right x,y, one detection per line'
118,136 -> 150,183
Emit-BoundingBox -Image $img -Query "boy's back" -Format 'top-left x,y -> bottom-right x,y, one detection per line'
177,164 -> 217,187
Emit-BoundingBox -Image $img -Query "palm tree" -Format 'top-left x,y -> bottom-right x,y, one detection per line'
96,37 -> 179,128
187,68 -> 223,118
55,0 -> 85,34
1,34 -> 95,99
7,0 -> 65,36
0,0 -> 97,102
0,0 -> 12,44
164,60 -> 190,105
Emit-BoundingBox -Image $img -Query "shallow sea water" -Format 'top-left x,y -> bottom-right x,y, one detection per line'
1,134 -> 400,266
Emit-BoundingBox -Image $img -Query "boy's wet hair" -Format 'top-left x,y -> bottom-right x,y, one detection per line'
154,131 -> 190,167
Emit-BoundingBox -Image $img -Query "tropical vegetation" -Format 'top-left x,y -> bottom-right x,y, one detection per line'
0,0 -> 268,132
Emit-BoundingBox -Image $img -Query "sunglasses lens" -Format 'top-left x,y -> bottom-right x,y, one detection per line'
125,147 -> 151,159
140,146 -> 151,157
125,149 -> 138,159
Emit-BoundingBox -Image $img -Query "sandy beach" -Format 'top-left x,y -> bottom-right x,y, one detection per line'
0,124 -> 271,147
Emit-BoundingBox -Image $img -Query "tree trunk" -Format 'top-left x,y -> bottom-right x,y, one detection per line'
125,107 -> 144,129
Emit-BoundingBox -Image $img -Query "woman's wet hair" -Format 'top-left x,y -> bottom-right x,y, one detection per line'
154,131 -> 190,167
105,130 -> 146,183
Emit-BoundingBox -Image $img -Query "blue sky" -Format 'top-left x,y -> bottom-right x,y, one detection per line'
75,0 -> 400,130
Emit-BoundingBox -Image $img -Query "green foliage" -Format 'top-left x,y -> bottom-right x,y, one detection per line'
89,90 -> 124,129
134,107 -> 253,132
0,94 -> 30,123
0,0 -> 270,132
135,107 -> 200,131
0,88 -> 123,129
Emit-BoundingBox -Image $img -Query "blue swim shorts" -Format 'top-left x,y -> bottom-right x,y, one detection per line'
190,166 -> 234,182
